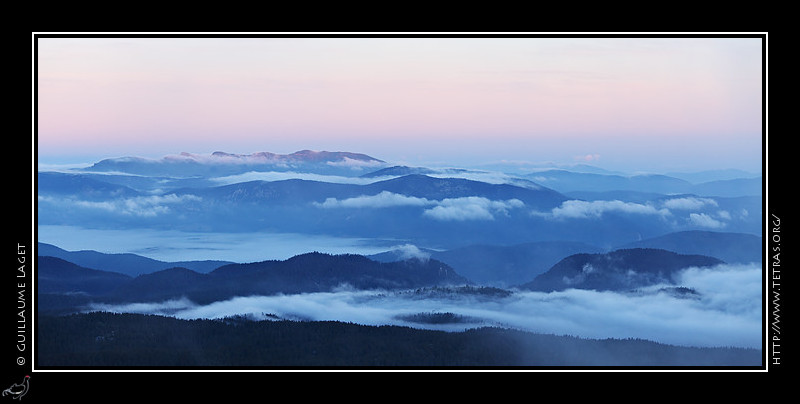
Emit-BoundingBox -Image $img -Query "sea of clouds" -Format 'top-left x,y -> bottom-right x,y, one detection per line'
316,191 -> 526,221
86,262 -> 762,349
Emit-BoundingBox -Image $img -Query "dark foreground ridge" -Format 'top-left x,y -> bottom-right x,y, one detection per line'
37,312 -> 762,368
37,252 -> 470,314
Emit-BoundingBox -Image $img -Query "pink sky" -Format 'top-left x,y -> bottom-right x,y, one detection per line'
35,36 -> 764,172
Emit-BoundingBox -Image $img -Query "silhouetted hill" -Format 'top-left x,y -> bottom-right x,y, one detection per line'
40,252 -> 471,307
37,242 -> 233,277
200,253 -> 469,301
520,248 -> 724,292
373,241 -> 604,287
111,266 -> 210,302
37,256 -> 132,295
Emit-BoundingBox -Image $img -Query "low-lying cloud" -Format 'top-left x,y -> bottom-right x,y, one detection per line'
541,200 -> 670,220
423,197 -> 525,221
390,244 -> 431,261
426,171 -> 544,190
533,197 -> 738,230
39,194 -> 202,217
689,213 -> 727,229
317,191 -> 525,221
662,197 -> 718,210
89,263 -> 762,349
423,203 -> 495,221
317,191 -> 432,209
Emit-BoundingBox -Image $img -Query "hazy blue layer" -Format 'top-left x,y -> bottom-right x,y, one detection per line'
37,225 -> 394,263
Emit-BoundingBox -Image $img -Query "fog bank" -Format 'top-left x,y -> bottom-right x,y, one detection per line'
88,263 -> 762,349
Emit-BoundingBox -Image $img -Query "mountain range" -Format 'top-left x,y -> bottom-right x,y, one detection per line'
526,169 -> 761,197
54,150 -> 762,198
39,228 -> 760,290
370,230 -> 760,287
82,150 -> 387,177
37,150 -> 763,295
36,251 -> 470,313
168,173 -> 565,208
35,149 -> 764,368
37,242 -> 233,277
38,170 -> 580,246
38,151 -> 762,248
39,177 -> 761,249
38,243 -> 736,315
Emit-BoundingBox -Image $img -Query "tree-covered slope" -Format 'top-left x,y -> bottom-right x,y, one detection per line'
37,312 -> 762,367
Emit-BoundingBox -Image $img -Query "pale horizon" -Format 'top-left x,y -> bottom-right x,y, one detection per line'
35,35 -> 765,174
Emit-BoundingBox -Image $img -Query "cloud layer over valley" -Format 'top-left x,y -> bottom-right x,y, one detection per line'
316,191 -> 526,221
87,263 -> 762,349
39,194 -> 202,217
533,196 -> 747,230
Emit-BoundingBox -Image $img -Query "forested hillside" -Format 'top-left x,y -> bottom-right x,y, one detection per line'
37,312 -> 761,368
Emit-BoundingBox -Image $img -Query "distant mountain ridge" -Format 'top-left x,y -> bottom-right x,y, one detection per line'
527,169 -> 761,197
37,242 -> 233,277
38,150 -> 763,254
82,150 -> 387,177
618,230 -> 762,264
360,165 -> 490,179
204,150 -> 384,164
365,174 -> 562,207
173,173 -> 566,207
360,165 -> 438,178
